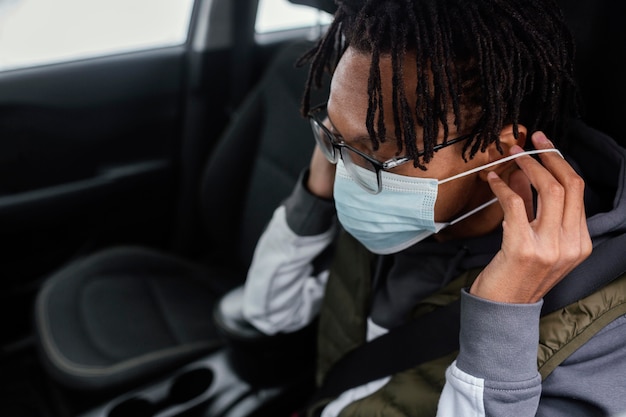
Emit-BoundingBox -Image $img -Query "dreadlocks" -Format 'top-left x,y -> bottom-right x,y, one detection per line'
298,0 -> 578,168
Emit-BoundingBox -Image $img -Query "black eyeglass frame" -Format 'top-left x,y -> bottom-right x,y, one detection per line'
308,102 -> 474,193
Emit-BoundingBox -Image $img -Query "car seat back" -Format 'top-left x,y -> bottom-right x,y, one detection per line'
200,41 -> 329,274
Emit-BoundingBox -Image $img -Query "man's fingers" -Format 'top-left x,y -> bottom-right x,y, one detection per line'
532,132 -> 587,231
509,144 -> 565,234
518,132 -> 592,271
508,169 -> 534,222
487,171 -> 531,230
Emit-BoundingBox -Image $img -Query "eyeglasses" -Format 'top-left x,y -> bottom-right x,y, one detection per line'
308,103 -> 473,194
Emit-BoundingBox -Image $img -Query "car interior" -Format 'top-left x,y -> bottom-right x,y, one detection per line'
0,0 -> 624,416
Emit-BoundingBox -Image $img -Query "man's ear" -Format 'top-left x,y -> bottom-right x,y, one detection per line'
478,124 -> 527,181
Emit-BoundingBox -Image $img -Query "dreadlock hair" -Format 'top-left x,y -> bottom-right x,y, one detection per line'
298,0 -> 578,168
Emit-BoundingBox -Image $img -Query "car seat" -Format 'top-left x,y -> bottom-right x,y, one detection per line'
33,37 -> 329,392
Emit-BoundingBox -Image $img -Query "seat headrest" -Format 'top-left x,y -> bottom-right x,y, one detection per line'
288,0 -> 337,15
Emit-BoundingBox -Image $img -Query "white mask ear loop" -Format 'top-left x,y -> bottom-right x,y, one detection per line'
447,197 -> 499,227
441,148 -> 564,226
438,148 -> 564,185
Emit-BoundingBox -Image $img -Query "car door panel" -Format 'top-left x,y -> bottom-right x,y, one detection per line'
0,48 -> 188,296
0,48 -> 184,190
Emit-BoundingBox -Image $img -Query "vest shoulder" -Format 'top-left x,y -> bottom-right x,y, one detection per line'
538,272 -> 626,378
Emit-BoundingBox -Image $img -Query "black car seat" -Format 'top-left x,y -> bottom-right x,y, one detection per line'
33,36 -> 330,392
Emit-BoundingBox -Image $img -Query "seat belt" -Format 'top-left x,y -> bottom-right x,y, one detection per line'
310,232 -> 626,405
542,232 -> 626,313
312,299 -> 461,404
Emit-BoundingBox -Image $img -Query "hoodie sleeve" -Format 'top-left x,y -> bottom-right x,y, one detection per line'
437,289 -> 543,417
243,170 -> 337,335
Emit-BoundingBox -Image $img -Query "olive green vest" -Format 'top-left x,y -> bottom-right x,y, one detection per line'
310,232 -> 626,417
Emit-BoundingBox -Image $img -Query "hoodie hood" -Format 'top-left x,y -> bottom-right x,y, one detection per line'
569,119 -> 626,243
544,118 -> 626,313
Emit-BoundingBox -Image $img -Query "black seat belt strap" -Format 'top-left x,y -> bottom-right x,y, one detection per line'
312,299 -> 461,403
543,232 -> 626,314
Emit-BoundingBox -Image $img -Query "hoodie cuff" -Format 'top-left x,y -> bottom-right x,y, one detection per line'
283,169 -> 336,236
456,289 -> 542,382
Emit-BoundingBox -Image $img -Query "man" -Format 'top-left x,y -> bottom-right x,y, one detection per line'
243,0 -> 626,415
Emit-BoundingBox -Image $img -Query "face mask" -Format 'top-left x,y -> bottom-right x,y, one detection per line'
333,148 -> 562,254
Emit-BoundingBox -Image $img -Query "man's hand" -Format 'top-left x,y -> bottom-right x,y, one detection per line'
470,131 -> 593,304
307,144 -> 336,200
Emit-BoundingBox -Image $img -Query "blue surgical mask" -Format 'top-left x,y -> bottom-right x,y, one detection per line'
333,149 -> 562,254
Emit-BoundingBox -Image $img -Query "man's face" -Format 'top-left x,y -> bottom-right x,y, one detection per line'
326,46 -> 497,230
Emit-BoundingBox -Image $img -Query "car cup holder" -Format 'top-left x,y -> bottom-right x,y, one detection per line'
79,286 -> 317,417
107,368 -> 214,417
79,349 -> 310,417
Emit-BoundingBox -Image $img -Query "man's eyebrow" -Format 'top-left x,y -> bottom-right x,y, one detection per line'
349,135 -> 374,145
327,114 -> 371,144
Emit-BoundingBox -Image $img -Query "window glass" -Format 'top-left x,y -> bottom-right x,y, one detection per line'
0,0 -> 195,71
255,0 -> 332,34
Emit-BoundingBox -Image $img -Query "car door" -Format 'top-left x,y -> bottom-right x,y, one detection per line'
0,0 -> 235,344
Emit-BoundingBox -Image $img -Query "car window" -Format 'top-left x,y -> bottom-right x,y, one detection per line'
255,0 -> 332,35
0,0 -> 195,71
